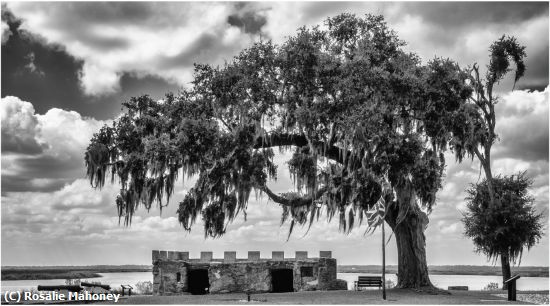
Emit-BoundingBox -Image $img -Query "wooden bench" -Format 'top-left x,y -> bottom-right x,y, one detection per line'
354,276 -> 383,290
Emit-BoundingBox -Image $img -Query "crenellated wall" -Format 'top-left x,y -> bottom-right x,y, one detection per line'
152,250 -> 343,295
152,250 -> 333,262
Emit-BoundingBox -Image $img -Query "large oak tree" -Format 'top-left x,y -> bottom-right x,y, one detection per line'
85,14 -> 471,289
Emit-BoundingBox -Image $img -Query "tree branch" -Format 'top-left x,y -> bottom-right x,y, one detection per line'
217,116 -> 233,132
254,132 -> 309,148
260,184 -> 328,207
253,132 -> 349,165
473,146 -> 486,165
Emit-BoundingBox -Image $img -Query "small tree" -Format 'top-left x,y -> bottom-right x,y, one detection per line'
462,172 -> 544,289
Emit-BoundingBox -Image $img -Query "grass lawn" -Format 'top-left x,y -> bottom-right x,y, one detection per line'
110,289 -> 547,305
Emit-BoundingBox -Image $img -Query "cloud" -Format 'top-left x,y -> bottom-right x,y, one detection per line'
79,62 -> 121,95
1,96 -> 44,154
1,7 -> 181,119
399,2 -> 547,28
6,2 -> 259,96
437,221 -> 462,235
2,179 -> 118,221
494,87 -> 549,162
1,96 -> 110,193
1,178 -> 187,245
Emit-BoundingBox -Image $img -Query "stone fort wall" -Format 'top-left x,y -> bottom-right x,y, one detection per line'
152,250 -> 343,295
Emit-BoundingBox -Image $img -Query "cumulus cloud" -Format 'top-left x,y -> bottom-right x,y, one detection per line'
6,2 -> 262,96
2,8 -> 168,120
1,96 -> 44,154
494,87 -> 549,162
1,96 -> 110,193
79,62 -> 121,95
1,181 -> 181,265
1,179 -> 117,226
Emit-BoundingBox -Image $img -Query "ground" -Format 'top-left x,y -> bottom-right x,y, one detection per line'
108,289 -> 548,305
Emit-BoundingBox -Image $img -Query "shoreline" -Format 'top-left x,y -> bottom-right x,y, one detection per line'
338,265 -> 549,277
1,272 -> 103,281
338,271 -> 550,277
2,265 -> 548,281
2,272 -> 548,282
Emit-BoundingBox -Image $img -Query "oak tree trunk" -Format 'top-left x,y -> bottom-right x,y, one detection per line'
385,183 -> 434,289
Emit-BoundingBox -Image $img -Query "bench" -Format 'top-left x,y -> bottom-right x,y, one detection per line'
354,276 -> 383,290
448,286 -> 468,291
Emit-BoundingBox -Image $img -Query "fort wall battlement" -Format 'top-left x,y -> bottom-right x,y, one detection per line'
152,250 -> 332,263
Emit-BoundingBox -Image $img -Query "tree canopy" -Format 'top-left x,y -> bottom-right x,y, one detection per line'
85,13 -> 471,239
462,172 -> 544,265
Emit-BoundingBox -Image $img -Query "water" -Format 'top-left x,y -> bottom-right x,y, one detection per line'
337,273 -> 549,291
0,272 -> 152,293
1,272 -> 547,292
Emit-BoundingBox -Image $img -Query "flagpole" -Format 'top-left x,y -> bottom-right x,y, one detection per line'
382,219 -> 386,300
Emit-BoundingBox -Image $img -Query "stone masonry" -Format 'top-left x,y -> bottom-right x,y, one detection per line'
152,250 -> 346,295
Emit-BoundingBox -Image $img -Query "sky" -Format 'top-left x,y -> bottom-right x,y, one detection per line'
1,1 -> 548,267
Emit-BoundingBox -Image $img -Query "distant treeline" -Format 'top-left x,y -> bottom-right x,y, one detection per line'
338,265 -> 549,277
1,271 -> 102,281
2,264 -> 547,280
1,265 -> 152,281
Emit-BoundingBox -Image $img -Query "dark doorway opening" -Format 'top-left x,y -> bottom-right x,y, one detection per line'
271,269 -> 294,292
187,269 -> 210,295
